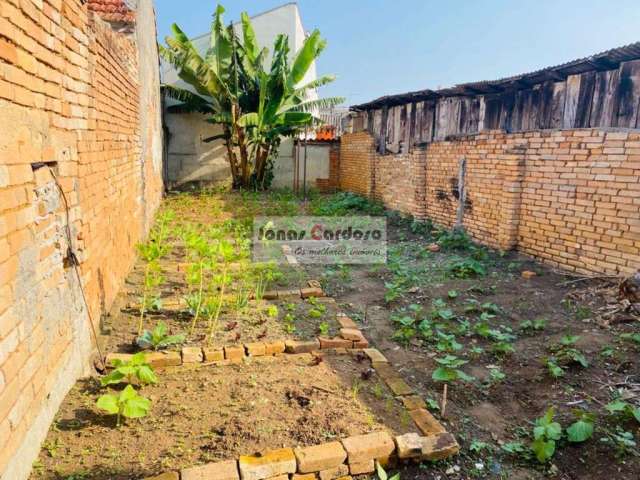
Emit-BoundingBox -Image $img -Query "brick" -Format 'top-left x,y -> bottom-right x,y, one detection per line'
144,472 -> 180,480
224,345 -> 245,363
353,338 -> 369,348
292,475 -> 317,480
420,433 -> 460,461
384,376 -> 413,396
394,433 -> 423,459
339,328 -> 364,342
363,348 -> 387,363
336,315 -> 358,329
319,337 -> 352,349
264,340 -> 286,355
348,459 -> 374,475
301,287 -> 324,299
182,460 -> 239,480
278,289 -> 301,299
262,291 -> 278,300
285,339 -> 320,354
146,351 -> 182,368
203,347 -> 224,362
401,395 -> 426,411
409,408 -> 446,435
294,441 -> 347,473
238,448 -> 296,480
104,353 -> 133,367
245,342 -> 266,357
181,347 -> 203,363
341,431 -> 395,464
318,464 -> 348,480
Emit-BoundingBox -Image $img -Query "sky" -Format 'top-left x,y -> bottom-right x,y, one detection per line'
154,0 -> 640,106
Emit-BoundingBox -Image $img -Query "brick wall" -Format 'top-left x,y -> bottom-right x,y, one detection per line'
0,1 -> 163,478
339,129 -> 640,276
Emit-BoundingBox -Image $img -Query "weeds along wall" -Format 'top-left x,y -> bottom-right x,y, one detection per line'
339,129 -> 640,276
0,1 -> 163,478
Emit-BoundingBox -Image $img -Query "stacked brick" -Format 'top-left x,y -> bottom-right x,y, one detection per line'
338,129 -> 640,276
315,141 -> 341,192
0,1 -> 162,478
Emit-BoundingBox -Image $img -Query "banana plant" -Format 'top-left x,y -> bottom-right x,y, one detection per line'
160,4 -> 344,189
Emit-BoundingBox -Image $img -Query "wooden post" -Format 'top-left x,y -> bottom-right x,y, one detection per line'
455,157 -> 467,230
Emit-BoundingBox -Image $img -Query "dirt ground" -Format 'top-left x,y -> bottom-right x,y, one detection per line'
30,353 -> 404,480
33,189 -> 640,479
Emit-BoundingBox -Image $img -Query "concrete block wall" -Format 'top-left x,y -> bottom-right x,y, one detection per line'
339,129 -> 640,276
0,1 -> 163,478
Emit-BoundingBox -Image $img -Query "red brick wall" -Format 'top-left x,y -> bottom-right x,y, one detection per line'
0,1 -> 162,477
339,129 -> 640,275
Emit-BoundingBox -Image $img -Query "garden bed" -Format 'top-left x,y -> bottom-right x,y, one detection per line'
30,353 -> 409,480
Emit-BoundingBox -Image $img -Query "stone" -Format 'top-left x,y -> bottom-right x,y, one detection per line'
409,409 -> 446,435
104,353 -> 132,367
401,395 -> 426,411
339,328 -> 364,341
245,342 -> 266,357
521,270 -> 537,279
308,279 -> 322,288
224,345 -> 245,363
364,348 -> 387,363
181,460 -> 239,480
264,341 -> 286,355
181,347 -> 203,363
372,362 -> 396,381
238,448 -> 296,480
267,476 -> 288,480
301,287 -> 324,298
348,459 -> 374,475
145,351 -> 181,368
353,339 -> 369,349
336,315 -> 358,329
292,474 -> 317,480
263,291 -> 278,300
394,433 -> 423,459
144,472 -> 179,480
384,376 -> 413,396
294,441 -> 347,473
319,337 -> 352,349
318,464 -> 349,480
426,243 -> 440,253
285,339 -> 320,354
420,433 -> 460,461
203,347 -> 224,362
341,431 -> 395,464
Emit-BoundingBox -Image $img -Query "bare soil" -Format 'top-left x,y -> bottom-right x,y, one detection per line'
30,353 -> 404,480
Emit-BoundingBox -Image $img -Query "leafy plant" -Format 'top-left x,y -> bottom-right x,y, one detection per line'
520,318 -> 547,332
136,322 -> 185,351
566,410 -> 595,443
266,304 -> 279,318
96,385 -> 151,427
100,353 -> 157,387
375,461 -> 400,480
600,427 -> 638,458
432,355 -> 474,383
447,258 -> 486,278
531,408 -> 562,463
161,4 -> 344,189
318,321 -> 330,336
284,313 -> 296,333
605,399 -> 640,423
545,334 -> 588,377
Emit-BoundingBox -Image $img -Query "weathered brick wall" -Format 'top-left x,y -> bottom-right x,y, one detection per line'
339,131 -> 374,196
339,129 -> 639,275
0,1 -> 162,478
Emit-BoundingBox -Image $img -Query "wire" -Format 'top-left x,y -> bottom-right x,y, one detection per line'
47,166 -> 106,371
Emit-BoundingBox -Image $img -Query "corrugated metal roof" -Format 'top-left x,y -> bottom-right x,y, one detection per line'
351,41 -> 640,111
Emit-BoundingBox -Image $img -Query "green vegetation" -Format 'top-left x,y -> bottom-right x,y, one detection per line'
100,353 -> 157,387
96,385 -> 151,427
136,322 -> 185,351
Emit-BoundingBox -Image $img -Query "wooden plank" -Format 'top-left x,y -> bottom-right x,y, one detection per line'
482,94 -> 502,130
563,74 -> 581,128
614,59 -> 640,127
538,80 -> 556,128
422,101 -> 436,143
574,70 -> 596,127
409,101 -> 417,146
590,69 -> 620,127
498,91 -> 515,131
549,81 -> 566,128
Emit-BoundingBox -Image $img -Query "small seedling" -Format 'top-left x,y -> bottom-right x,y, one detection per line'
531,407 -> 562,463
375,461 -> 400,480
566,410 -> 595,443
520,318 -> 547,332
432,355 -> 474,382
100,352 -> 157,386
266,304 -> 279,318
136,322 -> 185,351
545,335 -> 588,377
605,399 -> 640,423
96,384 -> 151,427
318,321 -> 330,336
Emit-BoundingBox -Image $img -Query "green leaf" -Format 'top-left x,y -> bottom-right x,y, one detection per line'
136,365 -> 158,385
100,370 -> 125,387
96,394 -> 119,415
531,437 -> 555,463
567,420 -> 594,443
605,400 -> 628,414
375,462 -> 388,480
432,367 -> 457,382
545,422 -> 562,441
119,384 -> 138,402
122,393 -> 151,419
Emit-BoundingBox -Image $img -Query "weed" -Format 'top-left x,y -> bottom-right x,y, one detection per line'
545,335 -> 588,377
375,461 -> 400,480
600,427 -> 638,458
566,410 -> 595,443
318,321 -> 330,336
447,258 -> 486,278
520,318 -> 547,332
487,365 -> 506,385
605,399 -> 640,423
96,384 -> 151,427
284,313 -> 296,333
432,355 -> 474,383
620,332 -> 640,346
